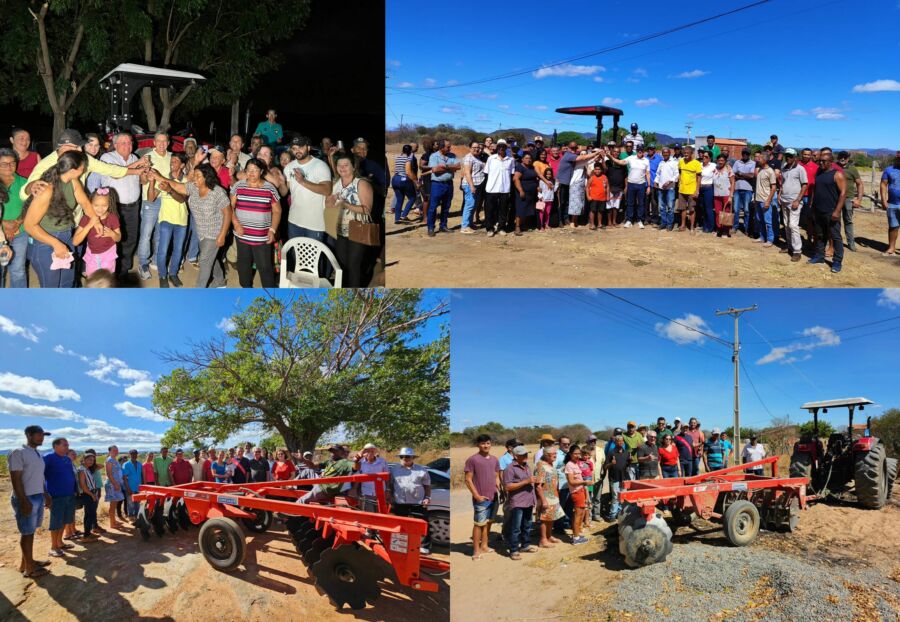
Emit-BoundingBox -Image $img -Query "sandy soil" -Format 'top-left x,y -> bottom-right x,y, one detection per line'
385,147 -> 899,288
449,446 -> 900,622
0,480 -> 447,621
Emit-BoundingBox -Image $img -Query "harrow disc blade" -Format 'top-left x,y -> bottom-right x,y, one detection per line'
294,532 -> 319,557
135,502 -> 152,541
150,500 -> 167,537
176,499 -> 192,530
164,498 -> 180,534
310,544 -> 382,610
303,535 -> 334,566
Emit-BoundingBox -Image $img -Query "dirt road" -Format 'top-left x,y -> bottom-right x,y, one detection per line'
0,481 -> 447,621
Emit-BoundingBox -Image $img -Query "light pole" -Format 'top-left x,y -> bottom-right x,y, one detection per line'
715,305 -> 758,464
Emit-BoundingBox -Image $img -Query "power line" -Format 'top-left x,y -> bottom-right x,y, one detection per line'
741,314 -> 900,344
406,0 -> 772,91
744,320 -> 823,393
740,359 -> 774,419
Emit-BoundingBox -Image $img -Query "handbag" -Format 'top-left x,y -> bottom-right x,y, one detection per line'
348,214 -> 381,247
718,208 -> 734,228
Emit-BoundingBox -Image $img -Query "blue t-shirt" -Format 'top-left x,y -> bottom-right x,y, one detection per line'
674,435 -> 694,462
557,151 -> 578,185
647,152 -> 663,183
704,439 -> 725,470
883,166 -> 900,206
211,461 -> 229,482
44,452 -> 76,497
498,452 -> 514,472
722,440 -> 733,462
122,460 -> 143,488
428,152 -> 458,183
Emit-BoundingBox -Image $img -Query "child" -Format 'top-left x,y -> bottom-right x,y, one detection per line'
578,452 -> 594,530
73,187 -> 121,276
586,164 -> 609,231
536,168 -> 555,231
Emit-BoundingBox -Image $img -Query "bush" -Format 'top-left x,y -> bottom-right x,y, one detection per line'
872,408 -> 900,458
798,419 -> 836,439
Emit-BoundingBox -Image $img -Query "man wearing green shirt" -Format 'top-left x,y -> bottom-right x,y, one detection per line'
836,151 -> 863,251
298,445 -> 354,503
705,135 -> 721,161
621,421 -> 645,481
253,109 -> 283,147
153,447 -> 174,487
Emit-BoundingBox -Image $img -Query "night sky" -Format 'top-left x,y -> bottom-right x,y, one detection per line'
1,0 -> 385,157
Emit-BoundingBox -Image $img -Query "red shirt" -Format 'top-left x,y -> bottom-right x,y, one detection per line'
658,443 -> 679,466
78,212 -> 120,253
273,460 -> 296,481
202,459 -> 213,481
587,174 -> 609,201
800,161 -> 819,196
547,154 -> 562,179
168,459 -> 193,486
216,165 -> 231,189
16,152 -> 40,178
142,462 -> 155,484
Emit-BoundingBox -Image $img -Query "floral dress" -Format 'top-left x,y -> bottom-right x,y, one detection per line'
105,456 -> 125,501
534,461 -> 564,522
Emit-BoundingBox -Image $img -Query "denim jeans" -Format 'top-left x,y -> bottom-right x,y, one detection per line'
185,212 -> 200,261
754,201 -> 774,242
662,465 -> 680,478
680,460 -> 694,478
609,480 -> 622,519
391,174 -> 416,222
813,210 -> 844,265
626,183 -> 647,223
692,457 -> 701,476
0,232 -> 28,288
31,229 -> 74,288
461,182 -> 475,229
156,221 -> 187,278
196,238 -> 226,288
507,506 -> 533,553
733,189 -> 753,233
138,198 -> 160,267
82,494 -> 98,534
700,185 -> 715,232
428,181 -> 452,231
627,464 -> 639,481
658,187 -> 676,229
287,222 -> 327,244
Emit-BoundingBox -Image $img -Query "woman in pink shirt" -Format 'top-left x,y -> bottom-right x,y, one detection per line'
142,452 -> 156,485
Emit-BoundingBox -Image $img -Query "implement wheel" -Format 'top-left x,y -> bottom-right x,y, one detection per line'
618,504 -> 673,567
242,509 -> 273,534
723,500 -> 760,546
198,517 -> 246,572
310,544 -> 382,610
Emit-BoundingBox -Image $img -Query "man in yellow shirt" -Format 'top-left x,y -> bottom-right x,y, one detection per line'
677,145 -> 702,232
19,129 -> 146,202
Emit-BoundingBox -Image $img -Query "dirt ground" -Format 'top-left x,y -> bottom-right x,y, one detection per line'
0,480 -> 447,621
449,445 -> 900,622
385,147 -> 899,288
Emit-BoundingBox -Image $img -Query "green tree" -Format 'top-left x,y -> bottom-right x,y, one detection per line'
154,290 -> 449,453
872,408 -> 900,458
798,419 -> 836,439
556,131 -> 588,146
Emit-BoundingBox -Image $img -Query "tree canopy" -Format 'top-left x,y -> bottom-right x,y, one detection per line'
153,290 -> 449,453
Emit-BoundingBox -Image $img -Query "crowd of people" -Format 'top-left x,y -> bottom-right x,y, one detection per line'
391,127 -> 900,275
463,416 -> 769,560
8,425 -> 434,580
0,112 -> 387,289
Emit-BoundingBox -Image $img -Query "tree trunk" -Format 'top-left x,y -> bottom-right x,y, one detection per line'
276,422 -> 324,454
141,88 -> 159,132
52,112 -> 67,146
230,99 -> 240,136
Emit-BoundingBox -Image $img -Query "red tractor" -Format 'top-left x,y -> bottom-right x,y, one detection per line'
789,398 -> 897,509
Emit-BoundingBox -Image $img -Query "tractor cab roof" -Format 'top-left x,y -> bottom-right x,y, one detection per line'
801,398 -> 873,410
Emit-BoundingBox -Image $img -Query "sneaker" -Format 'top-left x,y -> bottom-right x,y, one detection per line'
763,242 -> 773,247
419,547 -> 431,555
638,221 -> 645,229
427,230 -> 436,238
808,256 -> 825,264
149,262 -> 158,272
138,265 -> 151,280
791,254 -> 801,262
460,227 -> 475,234
159,277 -> 169,288
623,221 -> 632,228
188,258 -> 199,267
572,536 -> 589,545
831,263 -> 842,273
487,230 -> 496,238
439,227 -> 452,233
168,274 -> 183,288
753,238 -> 764,243
499,230 -> 507,237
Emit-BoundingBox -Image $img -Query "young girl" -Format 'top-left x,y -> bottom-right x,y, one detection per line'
586,164 -> 609,231
536,168 -> 555,231
578,451 -> 594,530
73,187 -> 121,276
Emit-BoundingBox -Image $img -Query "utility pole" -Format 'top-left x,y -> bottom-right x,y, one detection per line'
715,305 -> 758,465
685,122 -> 694,147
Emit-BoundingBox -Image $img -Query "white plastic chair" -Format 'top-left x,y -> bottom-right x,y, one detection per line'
279,236 -> 342,288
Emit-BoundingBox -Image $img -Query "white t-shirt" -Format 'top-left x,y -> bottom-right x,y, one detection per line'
700,162 -> 717,186
283,157 -> 332,231
625,155 -> 650,185
742,442 -> 766,464
483,154 -> 515,194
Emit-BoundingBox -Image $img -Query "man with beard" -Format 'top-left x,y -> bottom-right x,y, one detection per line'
808,148 -> 847,273
777,148 -> 808,261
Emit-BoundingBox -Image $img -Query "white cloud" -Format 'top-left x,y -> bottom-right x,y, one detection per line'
440,106 -> 462,114
672,69 -> 709,79
114,401 -> 167,423
58,348 -> 155,397
634,68 -> 648,77
465,92 -> 498,100
396,81 -> 414,88
124,380 -> 155,398
593,76 -> 605,83
498,104 -> 510,110
732,114 -> 764,121
0,372 -> 80,402
0,420 -> 165,450
475,114 -> 491,122
756,326 -> 840,365
525,105 -> 548,111
635,98 -> 662,108
877,289 -> 900,308
216,317 -> 236,332
424,78 -> 437,86
446,79 -> 459,86
0,315 -> 41,343
533,64 -> 605,79
816,112 -> 844,120
654,314 -> 717,345
53,345 -> 89,362
852,79 -> 900,93
0,395 -> 83,421
625,77 -> 639,83
602,97 -> 623,106
790,109 -> 809,116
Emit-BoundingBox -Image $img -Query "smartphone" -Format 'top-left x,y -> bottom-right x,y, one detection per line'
202,145 -> 209,153
337,140 -> 344,150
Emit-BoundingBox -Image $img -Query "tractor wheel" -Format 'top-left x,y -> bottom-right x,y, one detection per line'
723,500 -> 760,546
617,504 -> 673,567
198,517 -> 246,572
886,458 -> 898,501
241,509 -> 273,534
854,442 -> 888,509
310,544 -> 382,610
789,451 -> 813,482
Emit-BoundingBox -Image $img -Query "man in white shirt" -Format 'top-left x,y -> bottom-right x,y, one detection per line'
608,145 -> 652,228
482,140 -> 516,237
135,132 -> 172,280
741,436 -> 767,475
99,132 -> 144,277
282,135 -> 333,244
654,148 -> 680,231
624,123 -> 644,150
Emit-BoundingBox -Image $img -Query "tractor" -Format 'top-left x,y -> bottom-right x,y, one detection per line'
789,398 -> 897,509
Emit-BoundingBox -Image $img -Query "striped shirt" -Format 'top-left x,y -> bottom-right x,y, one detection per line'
393,153 -> 412,177
231,180 -> 279,245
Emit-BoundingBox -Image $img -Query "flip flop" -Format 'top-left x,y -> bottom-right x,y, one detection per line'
34,560 -> 51,567
49,549 -> 65,558
60,543 -> 75,550
22,567 -> 49,578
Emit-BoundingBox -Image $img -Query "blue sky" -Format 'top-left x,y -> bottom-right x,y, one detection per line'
387,0 -> 900,148
0,290 -> 448,451
450,288 -> 900,433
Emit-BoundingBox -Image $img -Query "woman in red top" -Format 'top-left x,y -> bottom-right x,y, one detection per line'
272,449 -> 297,481
658,433 -> 681,478
142,452 -> 156,485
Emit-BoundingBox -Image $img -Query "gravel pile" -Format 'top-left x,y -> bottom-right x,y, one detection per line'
595,544 -> 900,621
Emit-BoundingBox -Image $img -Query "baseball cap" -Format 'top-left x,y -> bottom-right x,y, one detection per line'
183,137 -> 197,145
636,144 -> 645,151
587,434 -> 598,442
25,425 -> 50,435
496,139 -> 508,146
512,445 -> 530,456
302,450 -> 313,458
674,143 -> 682,149
363,443 -> 377,450
613,427 -> 624,436
57,128 -> 86,148
784,148 -> 797,156
630,123 -> 638,129
647,144 -> 656,149
534,135 -> 544,142
129,449 -> 138,455
176,448 -> 184,454
290,136 -> 311,147
606,140 -> 617,147
353,137 -> 368,146
627,421 -> 637,428
712,427 -> 721,434
208,144 -> 226,155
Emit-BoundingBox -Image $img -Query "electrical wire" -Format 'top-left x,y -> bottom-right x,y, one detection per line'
744,320 -> 823,393
740,359 -> 775,419
741,314 -> 900,344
